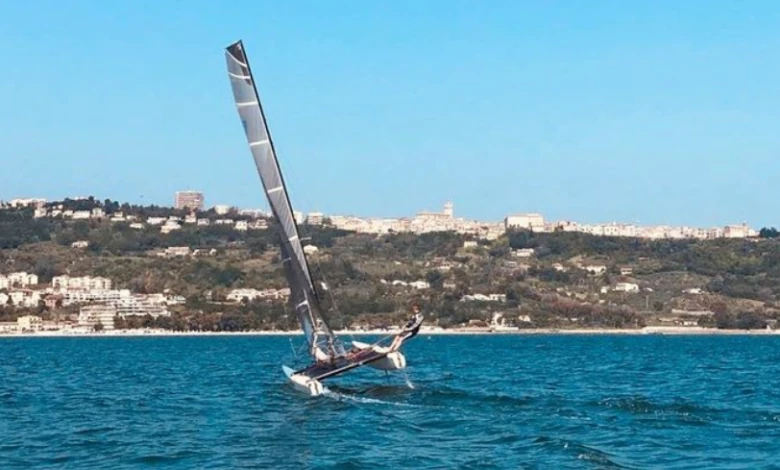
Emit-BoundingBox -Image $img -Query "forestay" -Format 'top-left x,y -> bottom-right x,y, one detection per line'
224,41 -> 342,359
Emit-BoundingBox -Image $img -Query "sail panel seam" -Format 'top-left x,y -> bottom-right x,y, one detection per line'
227,52 -> 248,67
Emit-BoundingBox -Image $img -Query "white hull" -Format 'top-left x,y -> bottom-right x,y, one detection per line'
351,341 -> 407,370
282,366 -> 326,396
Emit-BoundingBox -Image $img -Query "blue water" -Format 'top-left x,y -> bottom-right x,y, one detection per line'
2,335 -> 780,469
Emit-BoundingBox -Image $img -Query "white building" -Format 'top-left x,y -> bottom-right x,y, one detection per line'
0,272 -> 38,288
724,223 -> 755,239
53,275 -> 112,290
17,315 -> 43,332
71,241 -> 89,249
409,281 -> 430,290
614,282 -> 640,293
461,293 -> 507,302
9,198 -> 47,208
114,295 -> 170,318
505,213 -> 545,232
227,288 -> 291,302
8,290 -> 42,308
306,212 -> 324,225
239,209 -> 268,219
61,289 -> 131,306
512,248 -> 535,258
303,245 -> 319,255
161,221 -> 181,233
411,202 -> 457,233
214,204 -> 232,215
160,247 -> 191,257
583,265 -> 607,275
78,304 -> 118,330
248,220 -> 268,230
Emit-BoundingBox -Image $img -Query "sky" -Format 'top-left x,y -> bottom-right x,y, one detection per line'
1,1 -> 779,227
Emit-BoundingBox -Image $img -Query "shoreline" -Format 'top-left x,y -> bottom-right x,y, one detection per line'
1,326 -> 778,338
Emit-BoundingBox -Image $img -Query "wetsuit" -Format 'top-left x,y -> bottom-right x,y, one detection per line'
403,314 -> 422,340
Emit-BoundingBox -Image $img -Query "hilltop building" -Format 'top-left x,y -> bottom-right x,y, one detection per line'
174,191 -> 204,211
505,213 -> 545,232
8,198 -> 47,208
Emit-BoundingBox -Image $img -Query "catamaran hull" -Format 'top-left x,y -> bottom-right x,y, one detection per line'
351,341 -> 407,370
282,366 -> 325,396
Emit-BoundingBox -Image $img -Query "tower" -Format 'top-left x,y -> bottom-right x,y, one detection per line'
443,201 -> 454,218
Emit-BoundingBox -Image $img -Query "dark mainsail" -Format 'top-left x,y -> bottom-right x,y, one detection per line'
225,41 -> 342,359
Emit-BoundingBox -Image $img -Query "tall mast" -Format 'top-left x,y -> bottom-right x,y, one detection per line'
224,40 -> 341,358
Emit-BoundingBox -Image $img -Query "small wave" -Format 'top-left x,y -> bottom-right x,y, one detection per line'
534,436 -> 635,469
130,455 -> 186,465
327,383 -> 415,398
595,396 -> 717,417
417,386 -> 536,409
73,426 -> 116,436
323,390 -> 420,408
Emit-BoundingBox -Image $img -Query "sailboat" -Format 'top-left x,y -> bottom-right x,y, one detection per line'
224,40 -> 423,396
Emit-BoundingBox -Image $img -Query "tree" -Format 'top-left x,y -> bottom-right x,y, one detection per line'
425,270 -> 444,289
714,311 -> 735,329
735,311 -> 767,330
93,321 -> 104,332
759,227 -> 779,239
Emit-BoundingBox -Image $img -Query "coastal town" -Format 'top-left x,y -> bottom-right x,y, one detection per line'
0,193 -> 776,336
6,191 -> 759,241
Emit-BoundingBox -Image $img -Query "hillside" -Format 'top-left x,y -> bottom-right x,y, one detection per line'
1,199 -> 779,331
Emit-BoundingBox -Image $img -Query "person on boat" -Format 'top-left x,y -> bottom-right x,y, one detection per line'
389,304 -> 423,351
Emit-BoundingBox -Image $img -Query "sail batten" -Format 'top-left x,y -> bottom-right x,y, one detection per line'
225,40 -> 341,359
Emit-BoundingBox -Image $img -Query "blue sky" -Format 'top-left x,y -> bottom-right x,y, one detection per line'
1,1 -> 779,227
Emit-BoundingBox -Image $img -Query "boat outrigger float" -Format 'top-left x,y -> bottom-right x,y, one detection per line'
224,41 -> 423,396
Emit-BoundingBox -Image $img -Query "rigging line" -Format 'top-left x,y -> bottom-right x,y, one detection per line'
312,254 -> 353,343
295,211 -> 343,344
282,293 -> 307,355
289,337 -> 299,359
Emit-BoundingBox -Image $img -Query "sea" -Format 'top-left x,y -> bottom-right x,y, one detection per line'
1,334 -> 779,469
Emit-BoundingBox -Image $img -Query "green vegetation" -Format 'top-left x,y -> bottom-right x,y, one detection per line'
2,199 -> 779,331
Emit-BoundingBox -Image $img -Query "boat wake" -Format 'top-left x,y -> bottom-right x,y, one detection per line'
323,389 -> 421,408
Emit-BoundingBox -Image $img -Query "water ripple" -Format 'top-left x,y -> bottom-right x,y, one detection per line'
2,335 -> 780,469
